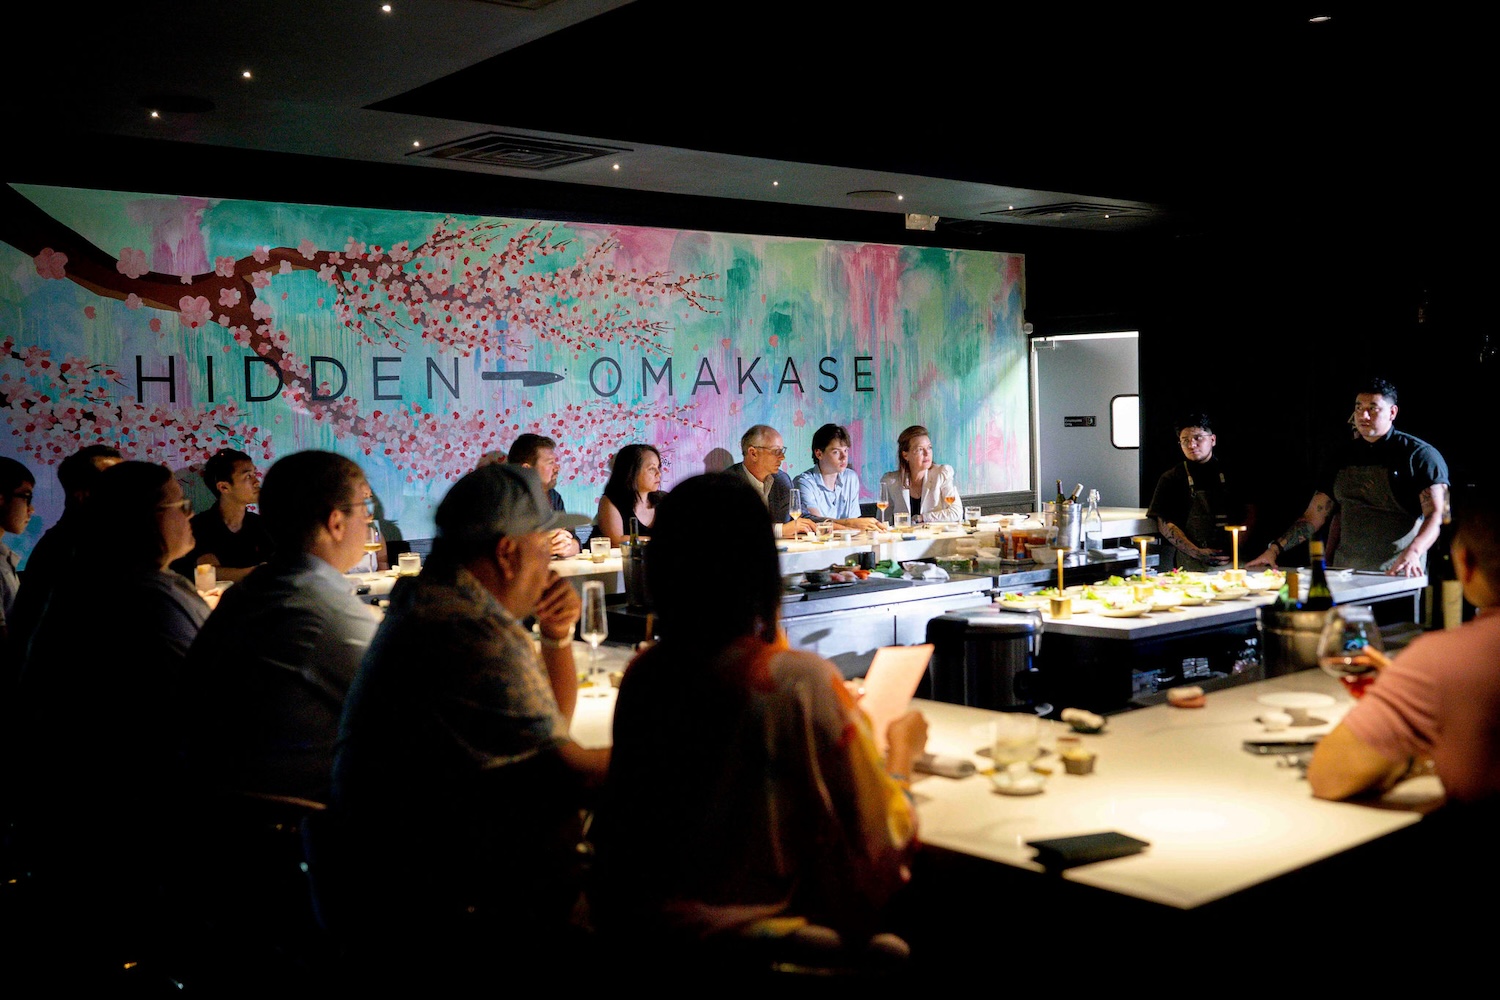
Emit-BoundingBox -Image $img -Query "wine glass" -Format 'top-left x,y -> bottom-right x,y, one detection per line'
1317,604 -> 1383,699
580,580 -> 609,697
943,489 -> 959,518
875,483 -> 890,528
363,519 -> 383,572
788,488 -> 803,540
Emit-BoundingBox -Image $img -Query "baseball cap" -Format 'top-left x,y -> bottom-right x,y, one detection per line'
435,464 -> 591,546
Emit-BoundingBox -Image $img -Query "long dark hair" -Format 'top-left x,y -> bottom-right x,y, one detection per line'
81,461 -> 176,571
601,443 -> 661,526
896,424 -> 930,482
645,473 -> 781,650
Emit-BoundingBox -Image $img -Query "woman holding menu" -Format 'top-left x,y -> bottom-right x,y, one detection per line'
590,473 -> 924,974
878,424 -> 962,524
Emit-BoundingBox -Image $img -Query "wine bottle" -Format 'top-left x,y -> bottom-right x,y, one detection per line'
1302,540 -> 1334,611
1275,568 -> 1301,610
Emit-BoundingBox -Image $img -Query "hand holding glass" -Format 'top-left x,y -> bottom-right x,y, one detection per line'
1317,604 -> 1384,699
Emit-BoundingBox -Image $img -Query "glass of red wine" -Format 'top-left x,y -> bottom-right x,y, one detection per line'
1317,604 -> 1384,699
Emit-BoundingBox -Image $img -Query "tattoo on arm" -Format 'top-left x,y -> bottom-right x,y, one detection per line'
1278,519 -> 1316,553
1277,494 -> 1334,552
1159,520 -> 1202,556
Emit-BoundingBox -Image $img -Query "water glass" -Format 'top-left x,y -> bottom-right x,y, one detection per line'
964,506 -> 982,529
590,536 -> 612,562
580,580 -> 610,697
894,512 -> 912,530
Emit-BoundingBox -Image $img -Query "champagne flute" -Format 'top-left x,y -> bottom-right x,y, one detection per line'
788,488 -> 803,541
580,580 -> 609,697
875,483 -> 890,528
1317,604 -> 1383,699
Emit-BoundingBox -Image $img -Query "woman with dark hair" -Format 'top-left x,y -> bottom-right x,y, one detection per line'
878,424 -> 962,524
593,443 -> 663,546
590,473 -> 926,971
15,461 -> 211,910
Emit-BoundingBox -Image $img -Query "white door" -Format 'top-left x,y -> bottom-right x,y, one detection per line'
1032,332 -> 1140,509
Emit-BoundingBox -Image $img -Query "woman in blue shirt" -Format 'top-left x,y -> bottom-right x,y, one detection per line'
792,424 -> 884,531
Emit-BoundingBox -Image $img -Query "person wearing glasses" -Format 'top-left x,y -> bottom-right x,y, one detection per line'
179,450 -> 379,807
14,461 -> 210,923
1247,378 -> 1449,576
1146,413 -> 1251,571
725,424 -> 816,539
170,447 -> 273,585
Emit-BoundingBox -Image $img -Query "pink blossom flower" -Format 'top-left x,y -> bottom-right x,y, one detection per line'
117,247 -> 149,279
298,239 -> 317,260
215,256 -> 236,278
278,260 -> 292,275
253,246 -> 271,264
83,306 -> 96,319
344,238 -> 365,257
177,295 -> 213,329
125,293 -> 142,309
180,273 -> 192,284
34,248 -> 68,280
250,270 -> 272,289
218,287 -> 242,307
251,300 -> 274,321
149,318 -> 162,333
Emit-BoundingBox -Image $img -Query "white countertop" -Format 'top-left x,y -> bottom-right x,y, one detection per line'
910,668 -> 1441,909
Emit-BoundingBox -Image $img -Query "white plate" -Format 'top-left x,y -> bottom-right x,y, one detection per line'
997,596 -> 1046,611
1150,591 -> 1184,611
988,769 -> 1047,795
1257,691 -> 1336,712
1210,586 -> 1249,600
1174,593 -> 1208,606
1098,604 -> 1150,618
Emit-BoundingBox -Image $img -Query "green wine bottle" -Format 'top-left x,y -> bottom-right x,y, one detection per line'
1302,540 -> 1334,611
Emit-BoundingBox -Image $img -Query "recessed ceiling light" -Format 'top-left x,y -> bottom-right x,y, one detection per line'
241,70 -> 252,80
1309,14 -> 1331,22
897,195 -> 904,202
412,140 -> 421,147
772,180 -> 779,187
381,4 -> 392,12
149,110 -> 160,119
612,163 -> 620,170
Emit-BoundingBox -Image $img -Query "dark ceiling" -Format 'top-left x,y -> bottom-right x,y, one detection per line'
2,2 -> 1487,242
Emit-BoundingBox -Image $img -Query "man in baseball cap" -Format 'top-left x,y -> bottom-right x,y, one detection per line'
331,463 -> 606,967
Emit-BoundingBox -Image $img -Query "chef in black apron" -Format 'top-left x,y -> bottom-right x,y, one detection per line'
1146,414 -> 1245,572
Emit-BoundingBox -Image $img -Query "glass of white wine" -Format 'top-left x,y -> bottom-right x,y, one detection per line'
788,488 -> 803,541
580,580 -> 610,697
876,483 -> 891,528
364,519 -> 383,571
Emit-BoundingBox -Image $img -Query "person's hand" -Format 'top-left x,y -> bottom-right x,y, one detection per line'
1199,548 -> 1230,566
886,711 -> 929,776
534,570 -> 581,640
549,528 -> 579,558
1388,547 -> 1426,577
1246,548 -> 1278,570
787,516 -> 817,539
1347,647 -> 1393,672
848,517 -> 885,533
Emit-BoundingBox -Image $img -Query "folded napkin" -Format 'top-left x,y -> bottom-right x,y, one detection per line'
1027,831 -> 1149,871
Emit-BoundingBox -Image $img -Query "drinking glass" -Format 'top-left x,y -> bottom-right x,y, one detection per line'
965,506 -> 982,529
580,580 -> 610,697
894,511 -> 911,530
364,519 -> 383,571
788,488 -> 803,540
990,713 -> 1041,774
1317,604 -> 1383,699
590,536 -> 612,563
876,483 -> 891,527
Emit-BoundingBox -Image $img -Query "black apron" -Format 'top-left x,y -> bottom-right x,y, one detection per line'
1176,462 -> 1228,573
1332,463 -> 1421,572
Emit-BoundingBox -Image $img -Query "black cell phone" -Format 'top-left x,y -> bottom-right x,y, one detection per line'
1243,738 -> 1321,755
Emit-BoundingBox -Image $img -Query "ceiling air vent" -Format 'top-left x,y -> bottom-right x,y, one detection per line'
410,132 -> 628,170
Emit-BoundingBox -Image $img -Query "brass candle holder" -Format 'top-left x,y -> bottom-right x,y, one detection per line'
1132,535 -> 1152,580
1224,524 -> 1247,583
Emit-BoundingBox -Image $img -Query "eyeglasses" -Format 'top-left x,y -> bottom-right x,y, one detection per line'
9,491 -> 33,505
1178,433 -> 1212,446
157,499 -> 193,515
752,445 -> 787,458
342,496 -> 378,517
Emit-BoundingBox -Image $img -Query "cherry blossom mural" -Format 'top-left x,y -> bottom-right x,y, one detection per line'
0,183 -> 1027,555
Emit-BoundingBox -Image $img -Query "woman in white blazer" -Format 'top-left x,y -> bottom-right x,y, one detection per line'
878,424 -> 962,524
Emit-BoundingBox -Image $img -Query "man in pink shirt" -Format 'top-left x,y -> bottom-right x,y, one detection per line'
1308,484 -> 1500,804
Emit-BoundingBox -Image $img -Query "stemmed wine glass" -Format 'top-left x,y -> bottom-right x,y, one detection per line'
580,580 -> 610,697
364,518 -> 383,572
876,482 -> 891,528
788,488 -> 803,541
1317,604 -> 1384,699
